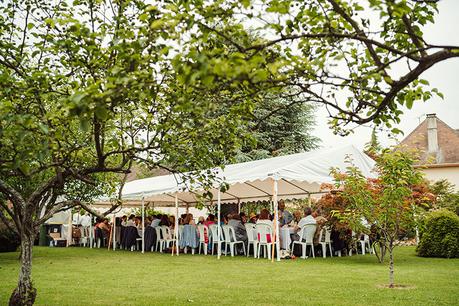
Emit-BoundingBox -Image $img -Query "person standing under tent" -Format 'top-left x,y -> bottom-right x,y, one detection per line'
80,213 -> 92,238
278,200 -> 293,226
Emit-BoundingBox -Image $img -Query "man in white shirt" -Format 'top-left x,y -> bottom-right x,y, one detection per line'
80,213 -> 92,237
291,207 -> 317,255
297,207 -> 317,229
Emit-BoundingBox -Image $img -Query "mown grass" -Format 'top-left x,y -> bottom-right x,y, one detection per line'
0,246 -> 458,305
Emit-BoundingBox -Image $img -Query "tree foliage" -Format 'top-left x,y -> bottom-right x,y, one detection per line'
329,148 -> 433,287
429,180 -> 459,215
235,92 -> 320,162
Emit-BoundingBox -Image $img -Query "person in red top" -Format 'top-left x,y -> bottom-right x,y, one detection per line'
256,209 -> 273,243
202,214 -> 216,244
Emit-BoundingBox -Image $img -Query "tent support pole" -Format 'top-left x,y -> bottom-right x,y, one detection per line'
141,194 -> 145,254
174,194 -> 179,256
113,213 -> 116,251
272,178 -> 280,262
217,190 -> 221,260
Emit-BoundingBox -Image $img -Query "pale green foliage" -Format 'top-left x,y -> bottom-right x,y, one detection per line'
331,148 -> 426,286
429,180 -> 459,215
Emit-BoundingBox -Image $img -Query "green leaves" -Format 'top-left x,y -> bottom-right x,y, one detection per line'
267,0 -> 291,14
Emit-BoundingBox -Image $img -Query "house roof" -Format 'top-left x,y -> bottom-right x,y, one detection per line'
399,115 -> 459,165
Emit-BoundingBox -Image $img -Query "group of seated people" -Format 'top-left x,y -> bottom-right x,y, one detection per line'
90,199 -> 359,257
110,201 -> 329,255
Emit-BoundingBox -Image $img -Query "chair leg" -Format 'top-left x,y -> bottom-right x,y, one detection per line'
204,243 -> 208,255
360,241 -> 366,255
322,244 -> 326,258
230,244 -> 234,257
267,245 -> 271,260
329,243 -> 333,257
257,244 -> 261,259
254,243 -> 257,258
311,244 -> 315,258
198,243 -> 201,254
302,244 -> 306,259
242,243 -> 246,256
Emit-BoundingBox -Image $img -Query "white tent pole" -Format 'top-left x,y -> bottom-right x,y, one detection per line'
141,194 -> 145,254
217,190 -> 221,260
273,178 -> 281,262
174,193 -> 179,256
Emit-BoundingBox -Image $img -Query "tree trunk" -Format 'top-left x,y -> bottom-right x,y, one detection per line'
388,240 -> 394,288
9,234 -> 37,306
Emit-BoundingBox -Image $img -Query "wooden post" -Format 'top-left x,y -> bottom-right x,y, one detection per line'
173,193 -> 179,256
272,178 -> 280,262
141,194 -> 145,254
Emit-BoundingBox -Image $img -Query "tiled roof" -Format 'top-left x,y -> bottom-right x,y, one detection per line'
399,116 -> 459,165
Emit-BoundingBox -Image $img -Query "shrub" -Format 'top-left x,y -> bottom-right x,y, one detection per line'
417,209 -> 459,258
0,222 -> 20,252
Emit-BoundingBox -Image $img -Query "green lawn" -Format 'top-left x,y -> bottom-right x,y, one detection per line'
0,246 -> 458,305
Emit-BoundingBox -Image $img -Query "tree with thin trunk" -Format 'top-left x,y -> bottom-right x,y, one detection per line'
331,148 -> 430,287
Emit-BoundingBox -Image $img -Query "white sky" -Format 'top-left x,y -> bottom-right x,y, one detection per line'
313,0 -> 459,150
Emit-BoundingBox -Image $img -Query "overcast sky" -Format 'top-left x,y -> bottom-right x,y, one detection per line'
313,0 -> 459,150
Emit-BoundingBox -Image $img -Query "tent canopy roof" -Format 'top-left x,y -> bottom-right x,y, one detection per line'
121,145 -> 375,205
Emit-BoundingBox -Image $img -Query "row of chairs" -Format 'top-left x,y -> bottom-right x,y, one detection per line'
122,224 -> 372,259
197,223 -> 334,259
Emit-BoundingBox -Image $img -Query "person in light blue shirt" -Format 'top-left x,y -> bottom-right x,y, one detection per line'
279,200 -> 293,226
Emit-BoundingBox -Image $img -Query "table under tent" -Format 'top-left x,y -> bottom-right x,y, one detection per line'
118,145 -> 376,261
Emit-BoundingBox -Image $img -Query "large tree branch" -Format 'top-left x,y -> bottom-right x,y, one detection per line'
0,207 -> 19,236
401,15 -> 428,57
362,49 -> 459,124
326,0 -> 384,68
0,178 -> 26,209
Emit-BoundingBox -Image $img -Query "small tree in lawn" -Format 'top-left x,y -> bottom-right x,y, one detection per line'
331,149 -> 427,288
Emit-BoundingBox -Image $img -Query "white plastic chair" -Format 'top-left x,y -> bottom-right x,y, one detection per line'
197,224 -> 209,255
154,227 -> 163,251
292,224 -> 317,259
255,224 -> 273,259
209,224 -> 224,255
222,225 -> 246,257
160,226 -> 175,252
245,223 -> 258,258
319,227 -> 333,258
359,234 -> 373,255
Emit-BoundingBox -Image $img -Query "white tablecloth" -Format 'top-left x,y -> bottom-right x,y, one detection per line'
280,227 -> 294,250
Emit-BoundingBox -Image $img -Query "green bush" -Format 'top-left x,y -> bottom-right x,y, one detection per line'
417,209 -> 459,258
0,222 -> 20,252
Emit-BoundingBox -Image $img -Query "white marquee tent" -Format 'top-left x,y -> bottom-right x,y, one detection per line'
119,145 -> 376,261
